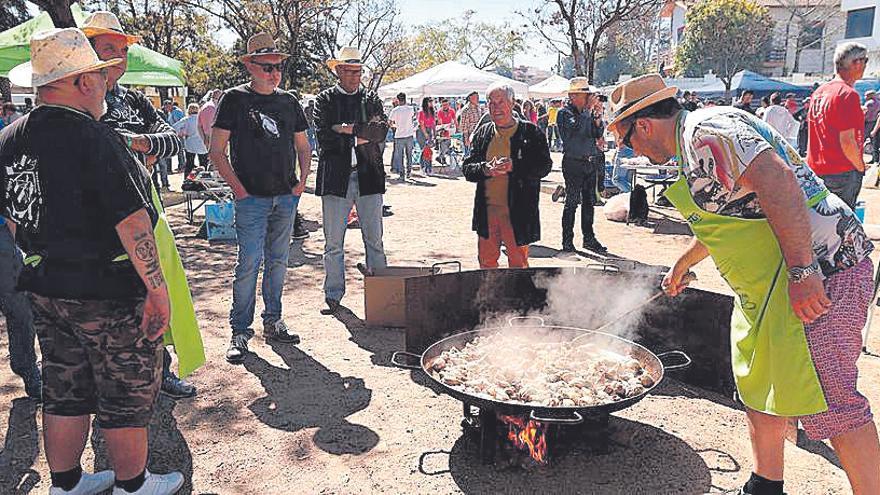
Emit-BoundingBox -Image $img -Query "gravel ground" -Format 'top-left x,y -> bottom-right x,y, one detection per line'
1,151 -> 879,494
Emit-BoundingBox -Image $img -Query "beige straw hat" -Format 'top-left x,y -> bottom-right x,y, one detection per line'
326,47 -> 363,72
567,77 -> 597,94
8,28 -> 123,88
81,11 -> 141,45
607,74 -> 679,131
240,33 -> 290,61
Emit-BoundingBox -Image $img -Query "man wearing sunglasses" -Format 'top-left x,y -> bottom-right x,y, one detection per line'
210,33 -> 311,364
806,42 -> 871,209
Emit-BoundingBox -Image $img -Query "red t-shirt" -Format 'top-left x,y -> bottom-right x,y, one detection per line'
806,79 -> 864,176
437,107 -> 456,125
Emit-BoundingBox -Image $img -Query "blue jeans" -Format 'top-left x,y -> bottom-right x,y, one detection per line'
0,225 -> 37,379
230,194 -> 300,335
612,160 -> 634,193
152,158 -> 170,189
322,173 -> 387,302
306,127 -> 316,152
392,136 -> 414,175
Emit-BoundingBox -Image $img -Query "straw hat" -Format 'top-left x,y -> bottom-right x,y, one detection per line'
327,47 -> 363,72
81,11 -> 141,45
607,74 -> 679,131
8,28 -> 123,88
567,77 -> 597,94
240,33 -> 289,61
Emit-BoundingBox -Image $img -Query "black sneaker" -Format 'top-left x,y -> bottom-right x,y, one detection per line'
23,368 -> 41,401
561,243 -> 576,252
583,237 -> 608,253
161,373 -> 197,399
226,334 -> 250,364
292,214 -> 309,240
263,320 -> 300,344
321,298 -> 341,315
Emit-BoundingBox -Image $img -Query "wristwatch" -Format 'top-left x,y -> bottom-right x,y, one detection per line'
788,261 -> 820,284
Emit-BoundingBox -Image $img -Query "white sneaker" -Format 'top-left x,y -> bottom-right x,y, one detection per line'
49,470 -> 114,495
112,470 -> 184,495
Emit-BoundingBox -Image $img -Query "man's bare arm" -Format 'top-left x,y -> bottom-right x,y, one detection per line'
209,128 -> 249,199
115,208 -> 170,339
840,128 -> 866,173
739,149 -> 831,323
293,131 -> 311,196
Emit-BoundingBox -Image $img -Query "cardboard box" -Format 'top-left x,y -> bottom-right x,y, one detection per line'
364,266 -> 439,327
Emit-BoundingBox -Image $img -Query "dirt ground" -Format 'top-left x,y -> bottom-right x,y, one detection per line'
2,149 -> 880,495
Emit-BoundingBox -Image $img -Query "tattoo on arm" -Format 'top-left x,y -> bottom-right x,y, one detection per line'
117,211 -> 167,292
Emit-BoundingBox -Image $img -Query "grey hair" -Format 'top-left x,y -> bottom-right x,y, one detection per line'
835,42 -> 868,72
486,82 -> 515,103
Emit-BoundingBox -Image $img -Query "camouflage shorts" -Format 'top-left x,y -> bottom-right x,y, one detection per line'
30,294 -> 162,429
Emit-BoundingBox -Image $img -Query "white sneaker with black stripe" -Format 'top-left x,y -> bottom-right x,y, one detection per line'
111,470 -> 184,495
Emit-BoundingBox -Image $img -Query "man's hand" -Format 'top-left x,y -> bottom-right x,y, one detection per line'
789,274 -> 831,323
129,134 -> 151,153
293,179 -> 307,196
142,288 -> 171,340
332,123 -> 354,135
663,263 -> 695,297
486,157 -> 512,177
233,187 -> 250,201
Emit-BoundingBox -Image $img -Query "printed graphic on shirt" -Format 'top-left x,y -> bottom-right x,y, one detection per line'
105,92 -> 146,129
250,110 -> 280,138
5,154 -> 42,231
681,107 -> 873,275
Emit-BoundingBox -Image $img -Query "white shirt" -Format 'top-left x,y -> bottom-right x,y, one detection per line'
388,104 -> 416,138
336,84 -> 360,166
762,104 -> 800,147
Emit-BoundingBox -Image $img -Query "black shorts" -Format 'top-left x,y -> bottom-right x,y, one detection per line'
31,294 -> 162,429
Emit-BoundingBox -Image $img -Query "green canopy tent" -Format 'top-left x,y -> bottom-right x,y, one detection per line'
0,4 -> 185,87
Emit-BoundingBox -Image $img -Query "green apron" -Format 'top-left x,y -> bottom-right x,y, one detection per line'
148,185 -> 205,378
663,116 -> 828,416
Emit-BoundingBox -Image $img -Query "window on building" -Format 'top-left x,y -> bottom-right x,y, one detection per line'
799,23 -> 824,50
845,7 -> 875,39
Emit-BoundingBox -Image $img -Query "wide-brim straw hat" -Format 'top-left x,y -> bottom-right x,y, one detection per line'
9,28 -> 123,88
240,32 -> 289,61
327,46 -> 363,72
567,77 -> 597,94
81,11 -> 141,45
607,74 -> 679,131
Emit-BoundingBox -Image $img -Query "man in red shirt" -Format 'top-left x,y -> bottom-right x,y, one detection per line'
436,98 -> 457,164
807,42 -> 869,209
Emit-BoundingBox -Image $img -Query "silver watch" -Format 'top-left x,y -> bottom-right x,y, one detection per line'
788,261 -> 820,284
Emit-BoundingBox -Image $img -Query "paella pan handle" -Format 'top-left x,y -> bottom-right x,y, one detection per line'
529,410 -> 584,425
508,316 -> 546,327
657,350 -> 692,372
391,351 -> 423,370
431,261 -> 462,274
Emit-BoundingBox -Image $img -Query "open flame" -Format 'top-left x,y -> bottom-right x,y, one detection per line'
498,414 -> 549,464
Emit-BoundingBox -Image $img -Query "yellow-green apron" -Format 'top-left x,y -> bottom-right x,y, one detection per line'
147,185 -> 205,378
663,117 -> 828,416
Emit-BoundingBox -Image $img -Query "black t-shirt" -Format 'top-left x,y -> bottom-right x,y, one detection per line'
213,84 -> 308,196
0,105 -> 156,299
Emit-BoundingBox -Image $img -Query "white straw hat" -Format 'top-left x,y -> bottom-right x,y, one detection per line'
327,47 -> 363,72
81,11 -> 141,45
8,28 -> 123,88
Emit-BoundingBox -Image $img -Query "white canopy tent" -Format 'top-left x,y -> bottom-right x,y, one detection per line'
528,75 -> 570,99
378,61 -> 529,100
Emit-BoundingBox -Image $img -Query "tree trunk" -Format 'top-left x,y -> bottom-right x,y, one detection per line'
31,0 -> 75,28
0,79 -> 10,102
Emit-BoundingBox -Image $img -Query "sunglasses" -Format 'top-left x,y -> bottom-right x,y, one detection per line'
621,120 -> 637,149
252,61 -> 284,73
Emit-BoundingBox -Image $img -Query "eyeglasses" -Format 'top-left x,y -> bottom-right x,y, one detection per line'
856,57 -> 870,64
252,61 -> 284,73
621,120 -> 637,149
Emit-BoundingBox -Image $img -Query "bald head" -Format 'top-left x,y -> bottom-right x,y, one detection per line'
38,70 -> 109,120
